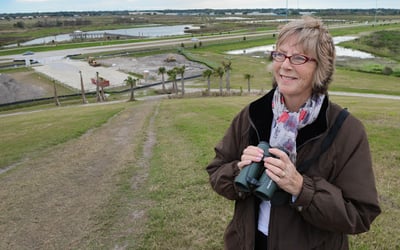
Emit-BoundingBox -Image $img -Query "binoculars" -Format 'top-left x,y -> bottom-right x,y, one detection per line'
234,141 -> 278,201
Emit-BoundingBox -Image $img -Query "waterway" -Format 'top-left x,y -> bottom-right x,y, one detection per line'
226,36 -> 375,59
6,24 -> 195,47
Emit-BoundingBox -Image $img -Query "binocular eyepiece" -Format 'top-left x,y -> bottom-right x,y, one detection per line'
234,141 -> 278,201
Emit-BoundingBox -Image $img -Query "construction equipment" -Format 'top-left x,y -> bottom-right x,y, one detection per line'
88,57 -> 101,67
91,77 -> 110,87
164,55 -> 176,62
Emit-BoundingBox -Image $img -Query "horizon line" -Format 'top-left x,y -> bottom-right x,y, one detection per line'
1,7 -> 399,15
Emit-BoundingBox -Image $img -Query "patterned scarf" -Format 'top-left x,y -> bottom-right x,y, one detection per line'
270,88 -> 325,163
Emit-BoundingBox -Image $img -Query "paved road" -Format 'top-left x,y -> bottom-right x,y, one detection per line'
330,91 -> 400,100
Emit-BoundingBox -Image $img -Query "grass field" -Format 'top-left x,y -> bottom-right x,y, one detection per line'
0,103 -> 126,169
1,94 -> 398,249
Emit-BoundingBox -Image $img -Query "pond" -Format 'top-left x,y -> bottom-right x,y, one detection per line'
5,24 -> 195,47
226,36 -> 375,59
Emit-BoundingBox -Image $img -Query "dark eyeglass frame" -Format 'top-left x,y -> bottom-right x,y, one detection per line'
270,51 -> 316,65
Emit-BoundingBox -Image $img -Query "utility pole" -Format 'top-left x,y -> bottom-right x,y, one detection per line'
286,0 -> 289,22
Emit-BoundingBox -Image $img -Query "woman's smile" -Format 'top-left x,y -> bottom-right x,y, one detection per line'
280,74 -> 298,81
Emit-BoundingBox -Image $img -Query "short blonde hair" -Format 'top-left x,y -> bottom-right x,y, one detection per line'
272,16 -> 335,94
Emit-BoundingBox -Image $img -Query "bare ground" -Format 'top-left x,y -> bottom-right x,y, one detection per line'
0,53 -> 207,105
0,72 -> 51,104
97,53 -> 207,82
0,99 -> 159,249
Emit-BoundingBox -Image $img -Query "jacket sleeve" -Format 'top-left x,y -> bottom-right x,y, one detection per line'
206,108 -> 251,201
293,115 -> 381,234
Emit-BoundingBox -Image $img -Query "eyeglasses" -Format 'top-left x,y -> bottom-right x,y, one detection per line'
270,51 -> 316,65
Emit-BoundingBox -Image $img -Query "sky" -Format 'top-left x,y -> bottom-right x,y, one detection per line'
1,0 -> 399,14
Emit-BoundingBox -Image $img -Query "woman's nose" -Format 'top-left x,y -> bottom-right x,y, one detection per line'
280,57 -> 293,69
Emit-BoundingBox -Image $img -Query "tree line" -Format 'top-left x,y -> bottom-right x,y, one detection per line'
2,8 -> 399,19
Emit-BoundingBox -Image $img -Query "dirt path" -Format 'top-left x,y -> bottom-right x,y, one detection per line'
0,100 -> 159,249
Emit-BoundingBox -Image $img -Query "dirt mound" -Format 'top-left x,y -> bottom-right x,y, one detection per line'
0,73 -> 47,104
98,53 -> 207,82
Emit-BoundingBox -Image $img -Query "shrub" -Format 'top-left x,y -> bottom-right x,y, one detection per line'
382,66 -> 393,75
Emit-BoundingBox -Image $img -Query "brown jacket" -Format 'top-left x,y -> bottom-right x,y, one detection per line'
206,89 -> 381,250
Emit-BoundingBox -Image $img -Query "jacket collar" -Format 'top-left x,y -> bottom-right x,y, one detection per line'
248,89 -> 274,144
248,88 -> 329,147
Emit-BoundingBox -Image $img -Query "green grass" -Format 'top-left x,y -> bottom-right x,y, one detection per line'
0,37 -> 163,57
338,29 -> 400,61
138,98 -> 248,249
0,102 -> 127,170
331,68 -> 400,95
329,22 -> 400,37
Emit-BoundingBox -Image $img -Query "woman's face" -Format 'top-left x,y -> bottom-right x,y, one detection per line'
273,35 -> 317,106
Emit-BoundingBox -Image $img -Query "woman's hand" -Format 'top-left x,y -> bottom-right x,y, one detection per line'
237,145 -> 265,170
264,148 -> 303,196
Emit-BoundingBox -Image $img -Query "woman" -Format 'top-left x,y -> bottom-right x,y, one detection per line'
206,16 -> 381,250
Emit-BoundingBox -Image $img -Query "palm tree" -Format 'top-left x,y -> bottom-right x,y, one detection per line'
79,70 -> 88,104
53,79 -> 60,106
244,73 -> 254,93
202,69 -> 213,96
214,67 -> 224,96
157,66 -> 166,92
124,76 -> 137,101
167,69 -> 178,94
222,60 -> 232,92
176,65 -> 186,96
95,71 -> 101,102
